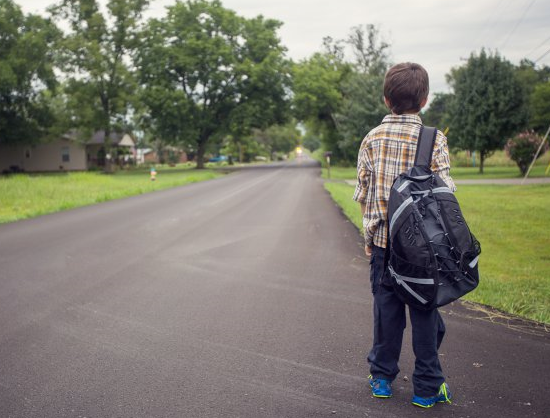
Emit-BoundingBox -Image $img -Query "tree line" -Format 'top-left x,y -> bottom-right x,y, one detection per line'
1,0 -> 549,171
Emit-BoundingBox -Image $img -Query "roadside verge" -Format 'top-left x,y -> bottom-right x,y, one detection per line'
324,180 -> 550,325
0,168 -> 224,224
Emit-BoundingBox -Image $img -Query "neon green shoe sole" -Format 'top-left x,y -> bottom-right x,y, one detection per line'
368,374 -> 392,398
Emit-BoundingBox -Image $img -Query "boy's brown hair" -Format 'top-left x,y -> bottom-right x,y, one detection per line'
383,63 -> 429,115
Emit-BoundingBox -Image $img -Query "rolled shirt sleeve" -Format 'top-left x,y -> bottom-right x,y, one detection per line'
432,131 -> 457,192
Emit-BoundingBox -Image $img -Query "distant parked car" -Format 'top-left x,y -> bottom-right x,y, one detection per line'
208,155 -> 228,163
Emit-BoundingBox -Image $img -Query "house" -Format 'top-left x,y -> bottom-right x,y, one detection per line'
141,146 -> 189,164
0,131 -> 136,173
85,131 -> 136,168
0,133 -> 87,172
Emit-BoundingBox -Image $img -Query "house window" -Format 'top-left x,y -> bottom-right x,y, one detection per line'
61,147 -> 70,163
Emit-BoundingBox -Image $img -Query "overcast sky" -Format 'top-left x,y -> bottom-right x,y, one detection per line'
17,0 -> 550,96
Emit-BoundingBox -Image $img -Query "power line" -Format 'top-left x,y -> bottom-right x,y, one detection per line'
526,35 -> 550,58
534,47 -> 550,63
475,0 -> 509,42
500,0 -> 537,50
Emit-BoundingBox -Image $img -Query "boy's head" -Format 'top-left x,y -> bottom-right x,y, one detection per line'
383,62 -> 429,115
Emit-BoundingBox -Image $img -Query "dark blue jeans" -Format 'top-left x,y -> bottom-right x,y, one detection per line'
368,245 -> 446,397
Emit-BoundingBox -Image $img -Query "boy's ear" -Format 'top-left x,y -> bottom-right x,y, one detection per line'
384,97 -> 391,109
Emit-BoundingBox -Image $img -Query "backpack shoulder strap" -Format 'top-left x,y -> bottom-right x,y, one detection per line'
414,126 -> 437,167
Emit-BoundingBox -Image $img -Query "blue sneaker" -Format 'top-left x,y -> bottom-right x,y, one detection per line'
411,382 -> 452,408
368,374 -> 392,398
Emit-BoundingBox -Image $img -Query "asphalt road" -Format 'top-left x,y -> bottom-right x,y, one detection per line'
1,159 -> 549,418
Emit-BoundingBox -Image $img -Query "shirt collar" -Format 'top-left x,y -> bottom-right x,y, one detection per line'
381,114 -> 423,125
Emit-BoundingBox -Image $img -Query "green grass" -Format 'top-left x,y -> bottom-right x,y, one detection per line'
0,166 -> 222,224
325,183 -> 364,229
322,164 -> 549,180
324,182 -> 550,324
321,149 -> 550,180
451,165 -> 548,179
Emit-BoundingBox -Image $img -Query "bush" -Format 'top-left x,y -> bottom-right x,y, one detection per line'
505,131 -> 549,175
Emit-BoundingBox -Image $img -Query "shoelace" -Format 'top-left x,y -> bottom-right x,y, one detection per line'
439,384 -> 451,403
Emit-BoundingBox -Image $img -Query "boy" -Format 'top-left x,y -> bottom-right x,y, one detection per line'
353,62 -> 456,408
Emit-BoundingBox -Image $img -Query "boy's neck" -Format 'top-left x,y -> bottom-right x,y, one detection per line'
391,111 -> 420,116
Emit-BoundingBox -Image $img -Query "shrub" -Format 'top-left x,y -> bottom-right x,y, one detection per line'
505,131 -> 549,175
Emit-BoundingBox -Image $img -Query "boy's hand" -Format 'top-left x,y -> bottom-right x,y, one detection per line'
365,245 -> 372,257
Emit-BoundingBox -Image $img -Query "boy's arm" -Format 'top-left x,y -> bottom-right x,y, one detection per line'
353,147 -> 372,256
360,203 -> 371,255
432,131 -> 457,191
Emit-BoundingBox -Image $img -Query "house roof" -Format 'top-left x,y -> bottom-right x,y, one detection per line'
86,131 -> 135,147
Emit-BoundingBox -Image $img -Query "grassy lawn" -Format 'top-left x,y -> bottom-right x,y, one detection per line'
0,166 -> 222,224
321,150 -> 550,180
322,164 -> 549,181
324,182 -> 550,324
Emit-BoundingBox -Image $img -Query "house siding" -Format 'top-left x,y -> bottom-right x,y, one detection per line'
0,139 -> 87,172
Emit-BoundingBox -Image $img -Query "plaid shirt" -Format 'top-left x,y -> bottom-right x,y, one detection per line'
353,114 -> 456,249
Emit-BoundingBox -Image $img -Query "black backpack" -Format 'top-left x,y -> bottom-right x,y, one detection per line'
385,126 -> 481,310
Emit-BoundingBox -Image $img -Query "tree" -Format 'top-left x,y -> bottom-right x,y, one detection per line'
447,50 -> 528,173
530,82 -> 550,130
0,0 -> 59,145
259,123 -> 300,157
292,51 -> 349,161
138,0 -> 290,168
421,93 -> 452,131
505,131 -> 549,175
515,59 -> 550,131
49,0 -> 149,171
292,24 -> 390,165
332,72 -> 387,163
302,131 -> 321,152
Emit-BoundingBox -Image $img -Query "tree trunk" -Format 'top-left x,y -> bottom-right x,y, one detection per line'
104,128 -> 113,174
101,96 -> 113,173
196,139 -> 207,169
479,151 -> 485,174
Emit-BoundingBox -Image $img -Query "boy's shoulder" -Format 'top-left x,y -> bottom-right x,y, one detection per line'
359,123 -> 387,149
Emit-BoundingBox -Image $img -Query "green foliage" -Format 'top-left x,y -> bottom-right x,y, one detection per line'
291,52 -> 348,158
505,130 -> 549,175
261,123 -> 301,154
447,50 -> 528,173
530,82 -> 550,130
138,0 -> 290,168
514,60 -> 550,131
515,59 -> 550,95
0,0 -> 59,144
292,24 -> 390,165
334,71 -> 387,162
422,93 -> 452,130
221,133 -> 269,163
220,123 -> 298,162
49,0 -> 149,154
324,182 -> 363,230
302,132 -> 321,152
